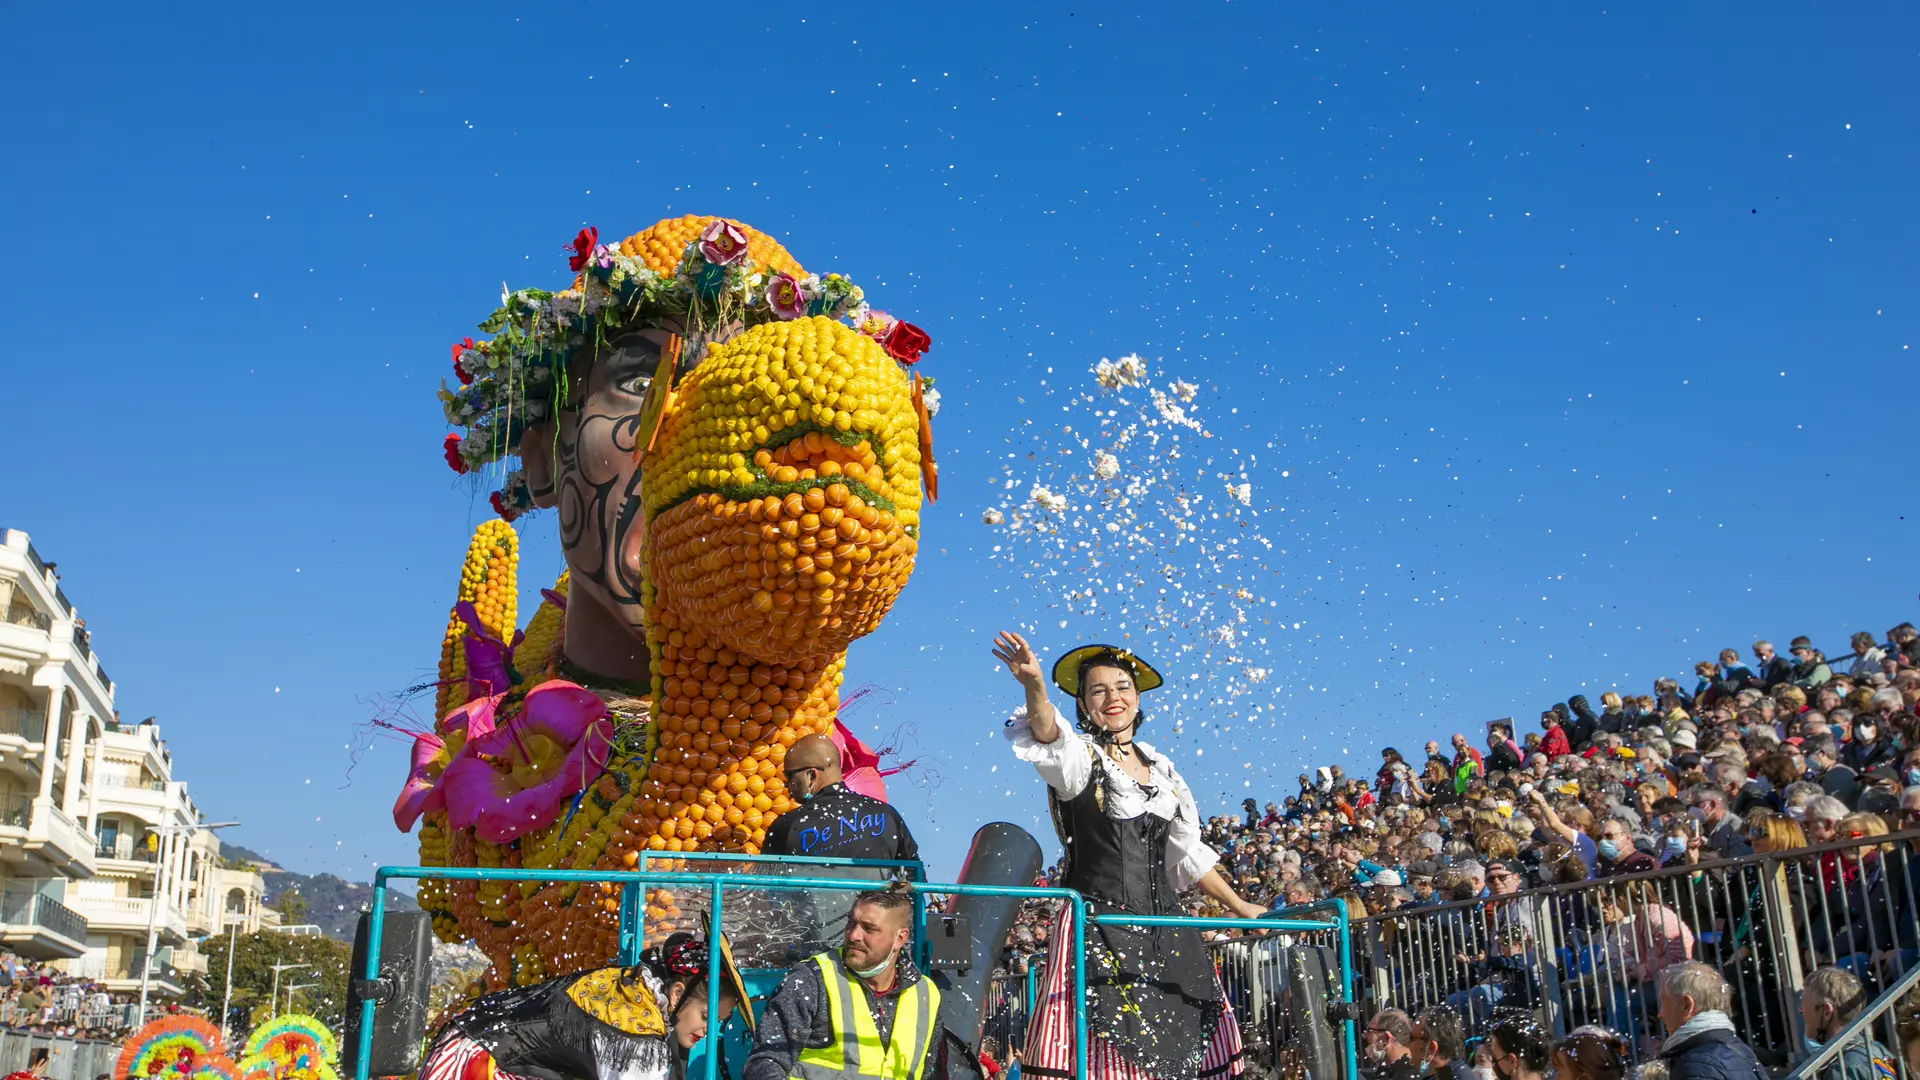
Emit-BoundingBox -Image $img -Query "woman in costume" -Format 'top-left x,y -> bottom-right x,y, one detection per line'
991,630 -> 1265,1079
420,933 -> 749,1080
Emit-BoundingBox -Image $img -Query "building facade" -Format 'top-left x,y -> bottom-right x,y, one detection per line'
1,529 -> 272,1000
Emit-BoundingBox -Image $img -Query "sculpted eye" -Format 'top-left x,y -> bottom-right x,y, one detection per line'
603,334 -> 662,397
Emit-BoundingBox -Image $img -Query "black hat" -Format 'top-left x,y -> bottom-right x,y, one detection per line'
1052,644 -> 1164,696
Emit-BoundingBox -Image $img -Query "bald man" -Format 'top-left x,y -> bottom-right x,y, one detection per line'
765,735 -> 919,863
763,735 -> 920,959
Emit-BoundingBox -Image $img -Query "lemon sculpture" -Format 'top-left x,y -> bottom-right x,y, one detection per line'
396,215 -> 937,988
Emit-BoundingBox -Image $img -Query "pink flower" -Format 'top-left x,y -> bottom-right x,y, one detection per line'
765,273 -> 810,319
440,682 -> 613,842
392,728 -> 467,831
698,219 -> 750,266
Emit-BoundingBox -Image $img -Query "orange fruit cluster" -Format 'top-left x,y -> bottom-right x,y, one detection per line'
648,485 -> 916,662
630,603 -> 844,853
613,214 -> 804,278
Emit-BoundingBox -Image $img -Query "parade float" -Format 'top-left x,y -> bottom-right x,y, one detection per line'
394,215 -> 937,990
115,1016 -> 239,1080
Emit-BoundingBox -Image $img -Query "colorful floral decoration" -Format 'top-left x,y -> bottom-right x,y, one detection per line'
237,1014 -> 337,1080
116,1016 -> 238,1080
404,216 -> 936,990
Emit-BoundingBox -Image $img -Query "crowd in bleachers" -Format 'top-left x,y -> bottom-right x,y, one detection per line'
0,950 -> 136,1041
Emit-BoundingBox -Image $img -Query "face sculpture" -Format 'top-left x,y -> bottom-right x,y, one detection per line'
414,215 -> 930,989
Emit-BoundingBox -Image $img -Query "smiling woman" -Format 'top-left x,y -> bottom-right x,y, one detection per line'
990,631 -> 1262,1080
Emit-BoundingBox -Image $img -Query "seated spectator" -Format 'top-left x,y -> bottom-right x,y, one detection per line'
1846,633 -> 1887,681
1540,712 -> 1573,759
1754,641 -> 1793,689
1447,923 -> 1541,1032
1790,638 -> 1834,691
1685,783 -> 1753,859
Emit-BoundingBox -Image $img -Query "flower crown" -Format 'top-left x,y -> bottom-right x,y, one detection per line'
438,217 -> 932,519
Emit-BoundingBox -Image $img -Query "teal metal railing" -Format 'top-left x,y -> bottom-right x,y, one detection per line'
358,865 -> 1356,1080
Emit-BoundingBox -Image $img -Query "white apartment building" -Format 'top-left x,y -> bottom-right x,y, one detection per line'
0,529 -> 273,1000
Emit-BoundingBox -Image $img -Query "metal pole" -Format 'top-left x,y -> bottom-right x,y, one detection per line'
221,918 -> 238,1043
136,828 -> 168,1023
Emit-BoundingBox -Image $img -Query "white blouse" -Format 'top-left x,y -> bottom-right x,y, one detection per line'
1005,710 -> 1220,892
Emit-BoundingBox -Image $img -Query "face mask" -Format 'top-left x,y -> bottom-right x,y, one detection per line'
1803,1035 -> 1825,1055
1662,837 -> 1687,859
1788,804 -> 1808,821
1686,806 -> 1707,822
1907,769 -> 1920,787
1367,1046 -> 1389,1065
1475,1068 -> 1497,1080
1597,840 -> 1620,861
1858,727 -> 1877,741
846,948 -> 895,981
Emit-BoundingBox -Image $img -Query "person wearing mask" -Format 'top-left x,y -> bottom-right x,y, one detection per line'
1567,696 -> 1601,750
1800,966 -> 1896,1080
1412,1006 -> 1475,1080
745,889 -> 952,1080
1789,638 -> 1833,691
1450,734 -> 1485,794
1361,1008 -> 1420,1080
1685,784 -> 1753,860
1488,1017 -> 1552,1080
1539,711 -> 1573,759
1593,817 -> 1658,877
1840,716 -> 1895,773
1715,650 -> 1756,694
1655,963 -> 1769,1080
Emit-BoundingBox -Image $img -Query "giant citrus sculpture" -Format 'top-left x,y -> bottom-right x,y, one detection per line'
395,215 -> 937,988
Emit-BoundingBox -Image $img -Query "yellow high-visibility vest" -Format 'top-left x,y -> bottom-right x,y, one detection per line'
791,952 -> 942,1080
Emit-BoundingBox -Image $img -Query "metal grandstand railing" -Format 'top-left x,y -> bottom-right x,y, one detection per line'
1350,828 -> 1920,1069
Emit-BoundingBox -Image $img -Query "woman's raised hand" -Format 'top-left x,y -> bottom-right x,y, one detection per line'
992,630 -> 1045,689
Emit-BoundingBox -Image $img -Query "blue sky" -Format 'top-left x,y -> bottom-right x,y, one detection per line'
3,4 -> 1915,881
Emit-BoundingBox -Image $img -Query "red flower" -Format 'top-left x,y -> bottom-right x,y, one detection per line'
443,433 -> 469,474
451,337 -> 477,385
489,490 -> 518,522
566,226 -> 599,272
881,320 -> 932,365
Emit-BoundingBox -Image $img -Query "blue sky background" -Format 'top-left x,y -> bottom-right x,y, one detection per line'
3,4 -> 1916,881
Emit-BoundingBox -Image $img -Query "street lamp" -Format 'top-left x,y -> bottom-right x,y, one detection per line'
269,963 -> 311,1021
220,913 -> 245,1045
284,981 -> 320,1014
138,819 -> 241,1023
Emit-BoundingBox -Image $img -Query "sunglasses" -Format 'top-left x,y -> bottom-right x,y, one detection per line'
783,765 -> 817,782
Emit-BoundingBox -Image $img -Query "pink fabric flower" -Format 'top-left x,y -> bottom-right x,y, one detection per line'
393,728 -> 466,831
765,273 -> 810,319
440,682 -> 613,842
698,219 -> 750,266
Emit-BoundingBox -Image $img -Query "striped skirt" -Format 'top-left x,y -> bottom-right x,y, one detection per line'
418,1031 -> 539,1080
1021,905 -> 1245,1080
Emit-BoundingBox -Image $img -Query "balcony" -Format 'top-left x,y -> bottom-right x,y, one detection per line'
0,887 -> 88,960
3,607 -> 50,632
0,705 -> 47,744
66,894 -> 187,943
24,801 -> 96,878
0,792 -> 31,830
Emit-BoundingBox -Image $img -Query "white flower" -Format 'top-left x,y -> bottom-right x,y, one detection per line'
1092,450 -> 1119,480
1092,353 -> 1148,389
924,388 -> 942,417
1228,482 -> 1252,506
982,507 -> 1005,525
1029,486 -> 1068,514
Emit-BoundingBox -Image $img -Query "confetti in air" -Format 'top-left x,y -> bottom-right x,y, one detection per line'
983,352 -> 1293,739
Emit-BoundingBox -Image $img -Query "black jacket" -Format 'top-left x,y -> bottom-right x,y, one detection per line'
1660,1025 -> 1770,1080
763,783 -> 919,863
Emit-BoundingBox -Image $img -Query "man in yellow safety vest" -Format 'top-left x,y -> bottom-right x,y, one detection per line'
745,886 -> 950,1080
